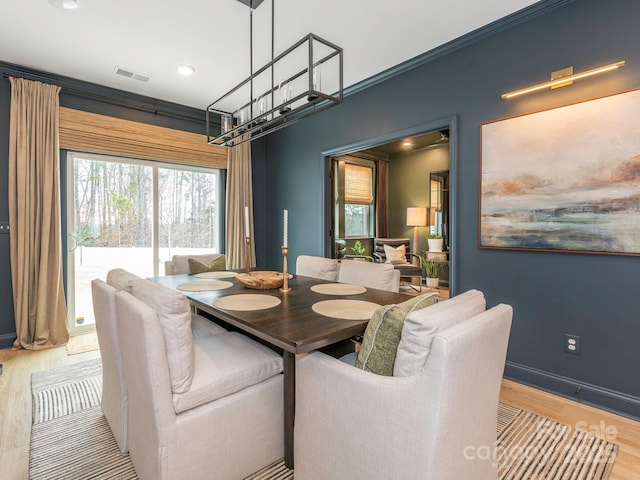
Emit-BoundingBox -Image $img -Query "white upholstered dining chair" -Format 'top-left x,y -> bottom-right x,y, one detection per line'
295,255 -> 339,281
337,257 -> 401,292
91,279 -> 130,454
114,278 -> 284,480
294,290 -> 513,480
91,269 -> 228,454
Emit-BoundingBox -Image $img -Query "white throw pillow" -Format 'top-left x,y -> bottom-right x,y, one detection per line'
131,279 -> 194,393
383,244 -> 406,263
393,289 -> 486,377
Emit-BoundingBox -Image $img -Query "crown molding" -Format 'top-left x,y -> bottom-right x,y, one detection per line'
344,0 -> 577,99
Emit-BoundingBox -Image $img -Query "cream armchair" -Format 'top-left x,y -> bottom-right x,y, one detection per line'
294,296 -> 512,480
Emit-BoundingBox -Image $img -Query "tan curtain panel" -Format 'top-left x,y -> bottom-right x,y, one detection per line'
8,77 -> 69,350
59,107 -> 227,169
225,140 -> 255,269
375,160 -> 389,237
344,163 -> 373,205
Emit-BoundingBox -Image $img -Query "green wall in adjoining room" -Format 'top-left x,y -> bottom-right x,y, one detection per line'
388,144 -> 449,254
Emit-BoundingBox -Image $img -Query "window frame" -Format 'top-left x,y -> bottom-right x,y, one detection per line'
334,156 -> 376,239
66,151 -> 223,277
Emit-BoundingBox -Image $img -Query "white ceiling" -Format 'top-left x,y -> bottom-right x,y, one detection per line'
0,0 -> 539,110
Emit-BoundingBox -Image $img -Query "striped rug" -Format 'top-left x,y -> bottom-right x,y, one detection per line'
32,359 -> 103,424
497,410 -> 617,479
30,359 -> 616,480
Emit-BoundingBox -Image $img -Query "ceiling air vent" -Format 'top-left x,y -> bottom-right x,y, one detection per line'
114,67 -> 150,83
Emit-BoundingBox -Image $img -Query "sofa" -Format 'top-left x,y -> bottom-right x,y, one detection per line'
164,253 -> 226,275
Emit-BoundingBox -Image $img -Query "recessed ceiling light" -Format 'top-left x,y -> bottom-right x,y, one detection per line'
177,64 -> 196,76
402,140 -> 413,148
48,0 -> 79,10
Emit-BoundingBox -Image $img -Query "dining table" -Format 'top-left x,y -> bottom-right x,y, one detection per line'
151,271 -> 412,469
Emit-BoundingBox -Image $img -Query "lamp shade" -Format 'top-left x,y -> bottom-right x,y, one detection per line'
406,207 -> 427,227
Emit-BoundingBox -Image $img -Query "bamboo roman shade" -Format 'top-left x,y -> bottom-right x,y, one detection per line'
344,163 -> 373,205
59,107 -> 228,169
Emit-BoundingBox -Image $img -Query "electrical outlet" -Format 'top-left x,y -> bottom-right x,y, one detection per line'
564,334 -> 581,355
0,221 -> 9,234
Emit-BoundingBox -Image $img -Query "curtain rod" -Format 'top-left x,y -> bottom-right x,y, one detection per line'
2,72 -> 205,125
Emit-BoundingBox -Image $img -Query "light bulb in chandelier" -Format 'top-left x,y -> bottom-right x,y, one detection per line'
257,94 -> 269,123
307,64 -> 322,101
279,81 -> 292,114
220,114 -> 233,135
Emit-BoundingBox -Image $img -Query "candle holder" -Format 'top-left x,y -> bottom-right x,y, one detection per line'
245,236 -> 251,273
280,245 -> 291,293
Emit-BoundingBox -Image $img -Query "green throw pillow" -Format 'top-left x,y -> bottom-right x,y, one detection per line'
356,293 -> 439,376
188,255 -> 226,274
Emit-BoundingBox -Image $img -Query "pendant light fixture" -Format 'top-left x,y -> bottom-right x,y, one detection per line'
206,0 -> 343,147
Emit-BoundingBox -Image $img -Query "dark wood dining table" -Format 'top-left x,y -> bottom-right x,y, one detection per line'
151,272 -> 411,469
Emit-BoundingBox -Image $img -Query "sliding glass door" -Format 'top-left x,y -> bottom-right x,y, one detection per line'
66,152 -> 221,334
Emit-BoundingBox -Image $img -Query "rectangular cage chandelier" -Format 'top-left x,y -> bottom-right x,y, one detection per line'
206,0 -> 343,147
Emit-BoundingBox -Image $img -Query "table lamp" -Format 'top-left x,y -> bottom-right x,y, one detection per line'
406,207 -> 427,257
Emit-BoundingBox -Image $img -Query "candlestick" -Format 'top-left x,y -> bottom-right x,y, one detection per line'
280,245 -> 291,293
283,209 -> 288,247
244,206 -> 250,238
245,236 -> 251,273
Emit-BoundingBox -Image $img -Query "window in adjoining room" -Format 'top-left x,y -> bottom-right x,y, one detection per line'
333,158 -> 375,239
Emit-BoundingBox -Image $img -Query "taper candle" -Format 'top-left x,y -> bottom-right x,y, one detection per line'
244,206 -> 249,238
283,210 -> 288,247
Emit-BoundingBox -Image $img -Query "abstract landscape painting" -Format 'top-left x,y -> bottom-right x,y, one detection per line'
480,89 -> 640,255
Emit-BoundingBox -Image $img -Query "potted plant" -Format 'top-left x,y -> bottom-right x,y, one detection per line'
351,240 -> 366,256
424,260 -> 441,288
426,233 -> 443,253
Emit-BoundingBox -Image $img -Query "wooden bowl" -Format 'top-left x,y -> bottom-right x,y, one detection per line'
236,271 -> 290,290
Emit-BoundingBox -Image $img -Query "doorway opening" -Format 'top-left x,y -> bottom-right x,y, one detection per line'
324,117 -> 457,294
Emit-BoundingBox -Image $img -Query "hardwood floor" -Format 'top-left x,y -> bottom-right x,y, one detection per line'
500,379 -> 640,480
1,337 -> 638,479
0,342 -> 100,480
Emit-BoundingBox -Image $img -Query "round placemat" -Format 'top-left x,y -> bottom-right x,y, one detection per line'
311,299 -> 380,320
213,294 -> 281,311
176,280 -> 234,292
194,271 -> 238,279
311,283 -> 367,296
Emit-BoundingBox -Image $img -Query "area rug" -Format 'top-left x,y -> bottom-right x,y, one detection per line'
30,359 -> 617,480
65,333 -> 100,355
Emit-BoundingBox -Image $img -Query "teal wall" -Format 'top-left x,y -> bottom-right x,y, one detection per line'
1,0 -> 639,419
253,0 -> 640,418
